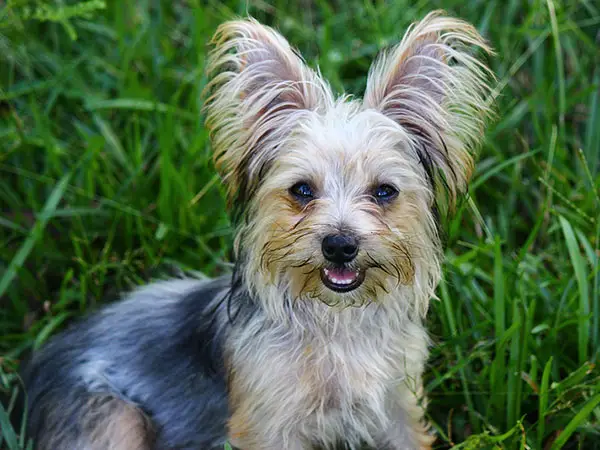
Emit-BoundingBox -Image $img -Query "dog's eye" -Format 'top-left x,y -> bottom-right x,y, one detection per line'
373,184 -> 398,202
289,182 -> 314,201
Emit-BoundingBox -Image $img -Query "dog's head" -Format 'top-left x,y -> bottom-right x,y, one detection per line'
205,12 -> 493,318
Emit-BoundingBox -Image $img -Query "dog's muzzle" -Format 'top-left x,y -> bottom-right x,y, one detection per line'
320,234 -> 364,292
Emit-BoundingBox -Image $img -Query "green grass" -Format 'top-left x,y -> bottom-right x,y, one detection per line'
1,0 -> 599,448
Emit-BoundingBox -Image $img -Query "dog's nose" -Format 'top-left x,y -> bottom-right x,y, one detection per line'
322,234 -> 359,264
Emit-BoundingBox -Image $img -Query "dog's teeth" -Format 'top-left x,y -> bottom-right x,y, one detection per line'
323,267 -> 361,287
329,275 -> 355,284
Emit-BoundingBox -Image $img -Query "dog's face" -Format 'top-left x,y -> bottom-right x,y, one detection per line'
246,107 -> 436,307
206,14 -> 493,316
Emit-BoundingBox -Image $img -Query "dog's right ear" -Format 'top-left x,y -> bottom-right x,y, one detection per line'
205,19 -> 332,210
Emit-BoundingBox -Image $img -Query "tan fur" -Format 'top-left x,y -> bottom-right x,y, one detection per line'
86,397 -> 154,450
36,396 -> 153,450
398,379 -> 436,449
205,11 -> 494,450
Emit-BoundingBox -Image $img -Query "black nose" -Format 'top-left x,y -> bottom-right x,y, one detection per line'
322,234 -> 359,264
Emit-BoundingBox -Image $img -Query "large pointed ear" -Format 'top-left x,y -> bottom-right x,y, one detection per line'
363,11 -> 495,209
204,19 -> 332,211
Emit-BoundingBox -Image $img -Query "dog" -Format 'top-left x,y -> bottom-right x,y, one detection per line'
21,11 -> 494,450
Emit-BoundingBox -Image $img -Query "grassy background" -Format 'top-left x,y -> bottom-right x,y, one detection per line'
1,0 -> 599,448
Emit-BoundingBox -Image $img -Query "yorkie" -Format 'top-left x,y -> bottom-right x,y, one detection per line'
22,11 -> 494,450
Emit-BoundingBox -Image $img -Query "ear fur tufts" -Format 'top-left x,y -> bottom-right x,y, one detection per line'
364,10 -> 496,208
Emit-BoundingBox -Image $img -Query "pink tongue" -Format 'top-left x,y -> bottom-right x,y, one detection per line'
328,267 -> 357,282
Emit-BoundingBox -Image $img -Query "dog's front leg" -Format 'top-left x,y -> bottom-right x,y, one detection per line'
228,430 -> 308,450
228,406 -> 310,450
374,386 -> 434,450
375,426 -> 433,450
374,419 -> 434,450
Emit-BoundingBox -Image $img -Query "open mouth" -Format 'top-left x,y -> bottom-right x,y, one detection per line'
320,267 -> 365,293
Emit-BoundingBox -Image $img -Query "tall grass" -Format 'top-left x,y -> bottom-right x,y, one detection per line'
1,0 -> 599,448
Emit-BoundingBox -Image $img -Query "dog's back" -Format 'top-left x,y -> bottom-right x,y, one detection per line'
21,278 -> 230,450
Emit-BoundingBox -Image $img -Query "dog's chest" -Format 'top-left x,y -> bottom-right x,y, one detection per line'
229,320 -> 406,444
297,336 -> 389,411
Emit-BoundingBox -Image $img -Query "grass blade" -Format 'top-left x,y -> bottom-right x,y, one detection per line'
491,236 -> 506,421
0,400 -> 19,450
545,0 -> 566,141
0,174 -> 72,299
584,68 -> 599,175
538,357 -> 553,446
439,280 -> 479,432
550,392 -> 600,450
559,216 -> 590,363
85,99 -> 196,121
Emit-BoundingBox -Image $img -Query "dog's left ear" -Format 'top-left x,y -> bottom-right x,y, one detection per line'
205,19 -> 332,210
363,11 -> 495,208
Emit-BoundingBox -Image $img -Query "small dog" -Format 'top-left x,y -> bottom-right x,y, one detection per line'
22,11 -> 494,450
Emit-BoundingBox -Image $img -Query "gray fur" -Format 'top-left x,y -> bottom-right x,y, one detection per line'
22,277 -> 233,449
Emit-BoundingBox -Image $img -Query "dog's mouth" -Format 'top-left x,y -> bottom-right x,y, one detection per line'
320,267 -> 365,293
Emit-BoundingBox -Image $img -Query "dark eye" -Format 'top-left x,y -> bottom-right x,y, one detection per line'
289,182 -> 314,201
373,184 -> 398,202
